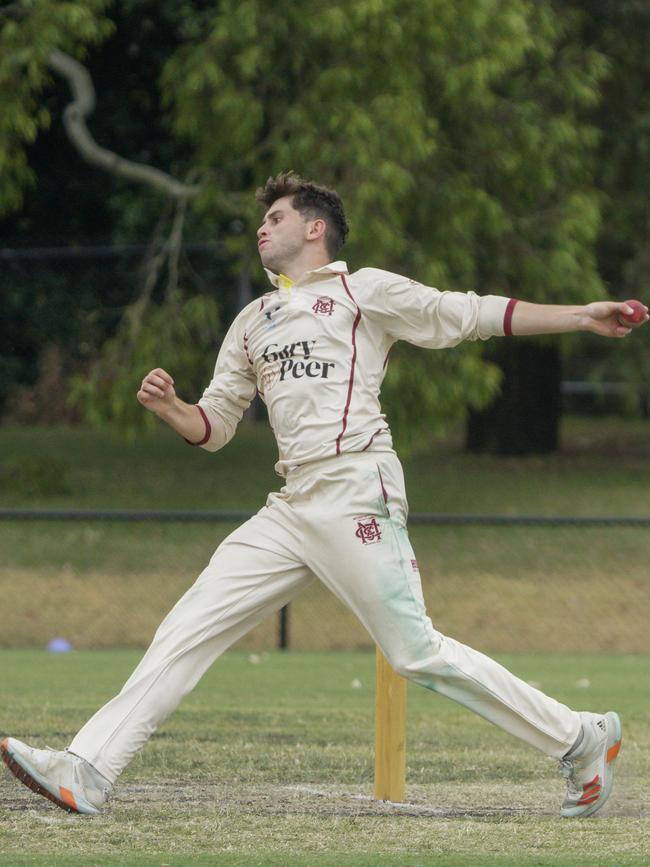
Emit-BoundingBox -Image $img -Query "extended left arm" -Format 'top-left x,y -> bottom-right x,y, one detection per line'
509,300 -> 648,338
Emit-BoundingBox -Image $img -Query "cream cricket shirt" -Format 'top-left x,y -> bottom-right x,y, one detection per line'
195,262 -> 515,476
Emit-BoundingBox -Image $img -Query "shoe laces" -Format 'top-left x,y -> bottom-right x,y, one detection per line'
559,726 -> 603,797
559,757 -> 582,796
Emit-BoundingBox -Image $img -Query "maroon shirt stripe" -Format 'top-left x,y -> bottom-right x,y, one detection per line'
243,332 -> 254,366
184,404 -> 211,446
335,275 -> 362,455
504,298 -> 519,336
361,428 -> 385,451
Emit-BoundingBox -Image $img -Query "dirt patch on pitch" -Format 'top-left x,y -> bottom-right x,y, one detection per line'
2,777 -> 645,820
248,785 -> 536,818
121,779 -> 646,819
113,780 -> 542,819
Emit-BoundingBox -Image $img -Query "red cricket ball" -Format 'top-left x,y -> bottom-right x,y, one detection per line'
617,299 -> 647,327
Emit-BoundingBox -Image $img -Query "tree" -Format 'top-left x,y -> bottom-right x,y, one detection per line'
1,0 -> 225,429
564,0 -> 650,415
1,0 -> 609,450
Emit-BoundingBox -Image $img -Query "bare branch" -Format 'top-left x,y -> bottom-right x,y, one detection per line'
165,198 -> 187,299
139,203 -> 175,309
47,49 -> 201,201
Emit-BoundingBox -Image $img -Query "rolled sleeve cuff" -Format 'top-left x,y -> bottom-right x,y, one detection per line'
478,295 -> 518,338
184,404 -> 211,446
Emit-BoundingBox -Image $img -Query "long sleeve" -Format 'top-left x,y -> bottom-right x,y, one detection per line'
196,311 -> 257,452
354,268 -> 511,349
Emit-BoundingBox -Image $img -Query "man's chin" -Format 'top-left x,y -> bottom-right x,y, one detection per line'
259,251 -> 282,273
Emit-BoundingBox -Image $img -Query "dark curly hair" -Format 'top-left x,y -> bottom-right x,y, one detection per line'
255,171 -> 349,258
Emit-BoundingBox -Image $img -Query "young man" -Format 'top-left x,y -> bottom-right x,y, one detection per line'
2,172 -> 646,818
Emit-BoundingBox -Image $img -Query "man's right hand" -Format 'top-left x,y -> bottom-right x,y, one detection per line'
137,368 -> 177,415
137,368 -> 208,444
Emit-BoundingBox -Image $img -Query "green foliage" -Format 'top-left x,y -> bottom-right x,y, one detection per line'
558,1 -> 650,401
586,331 -> 650,416
158,0 -> 610,449
3,0 -> 632,444
585,0 -> 650,296
68,293 -> 221,434
0,0 -> 113,215
382,342 -> 502,454
161,0 -> 606,302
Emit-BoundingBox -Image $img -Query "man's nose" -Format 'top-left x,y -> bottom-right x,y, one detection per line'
257,224 -> 267,238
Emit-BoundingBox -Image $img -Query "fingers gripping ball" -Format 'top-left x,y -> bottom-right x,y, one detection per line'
617,300 -> 648,328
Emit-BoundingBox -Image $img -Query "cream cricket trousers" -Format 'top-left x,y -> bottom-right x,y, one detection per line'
70,451 -> 580,783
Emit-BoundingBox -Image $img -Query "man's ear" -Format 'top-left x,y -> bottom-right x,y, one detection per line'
307,218 -> 327,241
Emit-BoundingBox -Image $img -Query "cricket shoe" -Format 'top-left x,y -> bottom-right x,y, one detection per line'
559,711 -> 622,818
1,737 -> 111,815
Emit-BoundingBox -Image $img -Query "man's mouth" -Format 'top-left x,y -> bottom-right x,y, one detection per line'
258,240 -> 269,249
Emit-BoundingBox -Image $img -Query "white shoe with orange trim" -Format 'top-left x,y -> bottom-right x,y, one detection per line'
559,711 -> 622,818
1,736 -> 111,815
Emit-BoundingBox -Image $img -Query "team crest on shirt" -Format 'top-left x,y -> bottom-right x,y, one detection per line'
312,296 -> 336,316
354,516 -> 382,545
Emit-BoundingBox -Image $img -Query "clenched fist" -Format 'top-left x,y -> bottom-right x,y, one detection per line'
137,368 -> 177,414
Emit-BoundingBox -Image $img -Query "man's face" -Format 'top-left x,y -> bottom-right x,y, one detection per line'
257,196 -> 310,272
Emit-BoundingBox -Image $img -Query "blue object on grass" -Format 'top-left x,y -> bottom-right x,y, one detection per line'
47,637 -> 73,653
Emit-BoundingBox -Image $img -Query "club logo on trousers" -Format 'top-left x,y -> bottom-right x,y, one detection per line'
354,516 -> 382,545
312,296 -> 335,316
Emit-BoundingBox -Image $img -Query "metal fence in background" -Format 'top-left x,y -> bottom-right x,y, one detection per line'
2,509 -> 649,655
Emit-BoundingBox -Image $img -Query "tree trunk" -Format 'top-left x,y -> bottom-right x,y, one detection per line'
465,341 -> 562,455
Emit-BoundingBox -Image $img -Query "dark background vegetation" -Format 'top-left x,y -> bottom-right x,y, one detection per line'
1,0 -> 649,452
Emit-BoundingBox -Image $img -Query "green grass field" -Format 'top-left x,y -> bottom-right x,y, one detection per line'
0,418 -> 648,653
1,419 -> 649,862
1,416 -> 650,514
1,649 -> 649,865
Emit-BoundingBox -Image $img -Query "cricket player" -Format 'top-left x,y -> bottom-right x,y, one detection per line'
3,172 -> 647,819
